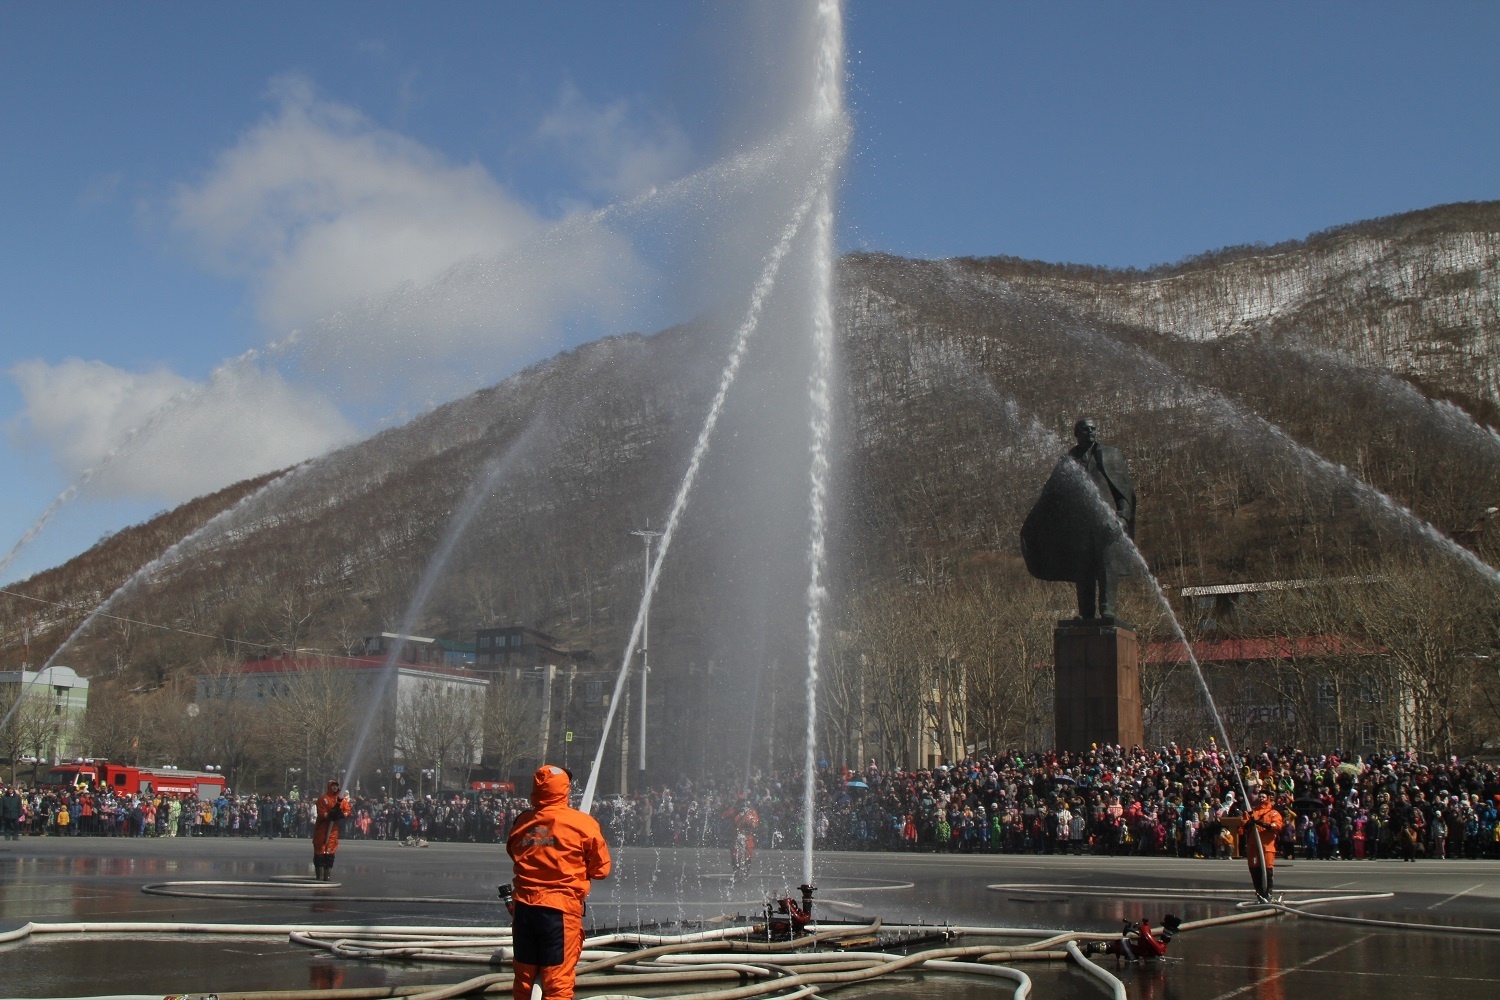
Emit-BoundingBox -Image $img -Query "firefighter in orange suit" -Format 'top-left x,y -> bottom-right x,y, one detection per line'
1245,793 -> 1284,901
507,765 -> 612,1000
312,780 -> 349,881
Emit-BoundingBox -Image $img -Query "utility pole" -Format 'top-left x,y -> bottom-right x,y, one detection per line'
631,521 -> 660,787
538,664 -> 557,763
561,665 -> 576,770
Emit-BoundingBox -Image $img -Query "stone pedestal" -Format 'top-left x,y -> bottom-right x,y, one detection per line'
1053,620 -> 1144,753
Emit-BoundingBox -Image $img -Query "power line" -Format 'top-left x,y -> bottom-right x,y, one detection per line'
0,587 -> 277,653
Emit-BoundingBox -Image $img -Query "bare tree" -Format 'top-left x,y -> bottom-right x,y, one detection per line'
11,697 -> 61,784
1339,557 -> 1497,755
79,681 -> 151,765
187,656 -> 272,792
395,683 -> 485,792
263,662 -> 359,790
483,678 -> 541,779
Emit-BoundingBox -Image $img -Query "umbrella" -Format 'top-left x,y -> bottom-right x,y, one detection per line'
845,780 -> 869,789
1052,775 -> 1078,785
1336,763 -> 1362,777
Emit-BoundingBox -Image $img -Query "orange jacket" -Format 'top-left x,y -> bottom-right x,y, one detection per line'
1247,800 -> 1284,864
507,765 -> 611,915
313,786 -> 348,855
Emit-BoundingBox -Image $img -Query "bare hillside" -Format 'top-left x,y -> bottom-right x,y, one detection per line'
4,201 -> 1496,766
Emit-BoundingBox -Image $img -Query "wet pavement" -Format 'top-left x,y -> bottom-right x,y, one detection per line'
1,835 -> 1497,998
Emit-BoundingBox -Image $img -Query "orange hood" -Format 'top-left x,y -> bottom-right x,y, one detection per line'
530,765 -> 571,808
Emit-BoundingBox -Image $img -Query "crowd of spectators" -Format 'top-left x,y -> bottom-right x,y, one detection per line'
0,782 -> 533,842
3,744 -> 1498,862
594,744 -> 1500,862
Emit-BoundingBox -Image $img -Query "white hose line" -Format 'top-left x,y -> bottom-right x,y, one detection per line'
1065,941 -> 1127,1000
617,962 -> 780,977
305,934 -> 512,949
0,922 -> 34,944
5,921 -> 751,970
1267,891 -> 1394,906
587,990 -> 820,1000
0,920 -> 519,941
874,926 -> 1116,950
650,951 -> 902,965
1177,908 -> 1279,932
148,879 -> 336,887
1272,899 -> 1500,936
285,925 -> 751,956
639,945 -> 1059,1000
141,881 -> 482,905
877,923 -> 1068,937
1021,932 -> 1091,950
924,960 -> 1032,1000
586,927 -> 756,947
380,968 -> 758,1000
400,922 -> 885,1000
577,969 -> 747,988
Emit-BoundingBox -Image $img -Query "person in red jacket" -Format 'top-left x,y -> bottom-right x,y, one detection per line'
312,780 -> 349,882
1245,793 -> 1285,901
727,798 -> 760,870
506,765 -> 611,1000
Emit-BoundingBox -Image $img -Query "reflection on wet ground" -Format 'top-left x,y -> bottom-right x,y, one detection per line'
1,836 -> 1497,998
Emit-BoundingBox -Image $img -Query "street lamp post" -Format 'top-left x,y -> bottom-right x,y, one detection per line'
631,522 -> 660,788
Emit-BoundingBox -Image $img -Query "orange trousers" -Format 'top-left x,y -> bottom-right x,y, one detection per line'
512,902 -> 583,1000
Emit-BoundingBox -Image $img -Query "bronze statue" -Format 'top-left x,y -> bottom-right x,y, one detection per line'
1020,417 -> 1137,620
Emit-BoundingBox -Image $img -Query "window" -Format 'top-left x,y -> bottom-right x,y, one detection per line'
1317,681 -> 1337,705
480,636 -> 491,648
1361,722 -> 1377,746
511,634 -> 523,647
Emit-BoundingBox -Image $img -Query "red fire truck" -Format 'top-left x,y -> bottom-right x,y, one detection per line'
41,760 -> 226,799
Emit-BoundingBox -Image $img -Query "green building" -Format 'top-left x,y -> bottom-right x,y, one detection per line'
0,665 -> 90,771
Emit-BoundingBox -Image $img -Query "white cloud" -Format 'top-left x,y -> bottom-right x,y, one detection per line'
536,84 -> 693,200
7,357 -> 355,503
170,75 -> 660,402
173,74 -> 544,333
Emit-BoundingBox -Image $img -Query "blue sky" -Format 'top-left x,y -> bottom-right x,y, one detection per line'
1,1 -> 1496,584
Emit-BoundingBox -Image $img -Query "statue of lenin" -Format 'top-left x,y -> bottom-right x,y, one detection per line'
1020,417 -> 1137,620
